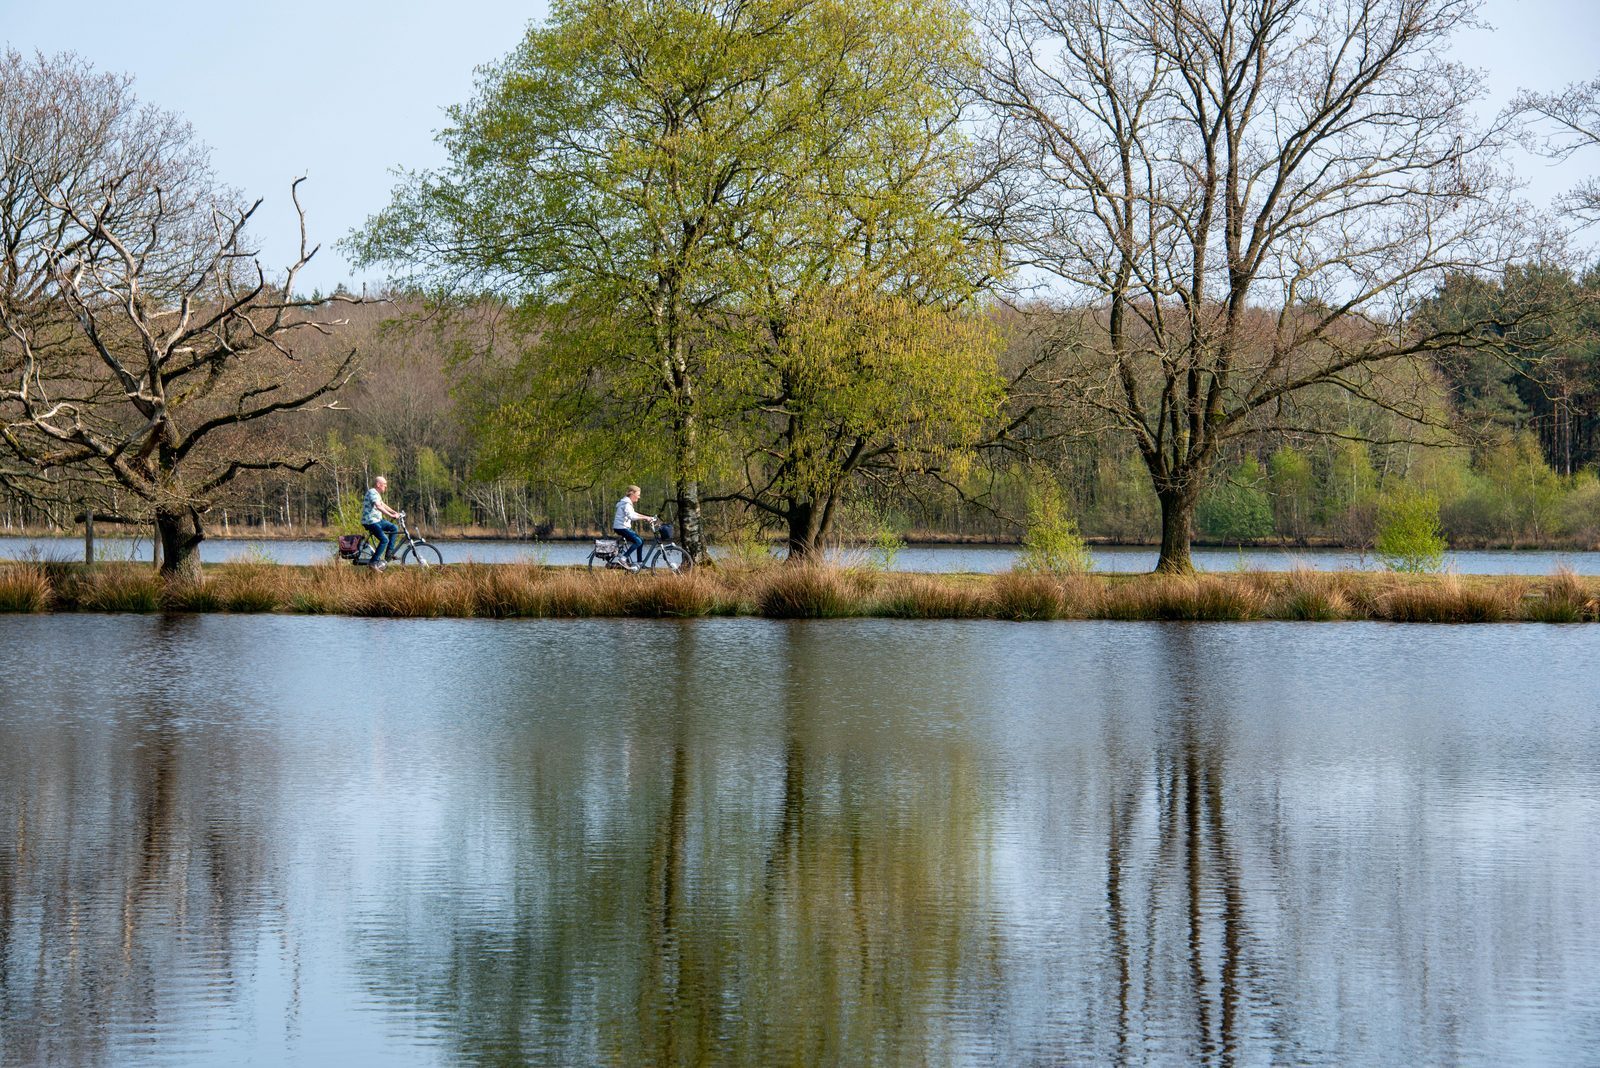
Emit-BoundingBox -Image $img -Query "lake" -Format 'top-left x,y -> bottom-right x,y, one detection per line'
1,616 -> 1597,1065
6,534 -> 1600,574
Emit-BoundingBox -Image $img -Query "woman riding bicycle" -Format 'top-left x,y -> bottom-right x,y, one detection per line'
612,485 -> 657,572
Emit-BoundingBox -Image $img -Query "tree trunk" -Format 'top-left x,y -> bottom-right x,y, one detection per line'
784,501 -> 819,562
1155,486 -> 1198,574
156,508 -> 205,583
673,405 -> 708,563
676,481 -> 706,563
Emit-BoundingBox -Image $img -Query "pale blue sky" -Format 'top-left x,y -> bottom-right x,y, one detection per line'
3,0 -> 1595,292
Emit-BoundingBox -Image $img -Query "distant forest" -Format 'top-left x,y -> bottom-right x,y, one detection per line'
10,266 -> 1598,551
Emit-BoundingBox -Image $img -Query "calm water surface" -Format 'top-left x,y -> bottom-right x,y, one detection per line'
2,616 -> 1598,1065
7,533 -> 1600,574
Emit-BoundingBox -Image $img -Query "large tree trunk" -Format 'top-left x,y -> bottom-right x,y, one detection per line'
156,508 -> 204,583
784,500 -> 820,563
1155,485 -> 1199,575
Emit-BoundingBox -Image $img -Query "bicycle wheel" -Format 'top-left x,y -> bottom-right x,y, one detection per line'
354,541 -> 376,565
401,543 -> 443,567
587,550 -> 609,570
650,544 -> 690,574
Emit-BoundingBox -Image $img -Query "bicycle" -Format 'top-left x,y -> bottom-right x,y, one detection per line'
587,519 -> 690,574
336,512 -> 445,567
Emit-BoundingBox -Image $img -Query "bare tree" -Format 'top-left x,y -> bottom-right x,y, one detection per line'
1513,76 -> 1600,226
975,0 -> 1532,571
0,52 -> 358,578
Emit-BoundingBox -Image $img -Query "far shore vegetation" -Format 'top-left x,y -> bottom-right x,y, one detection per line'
3,560 -> 1598,625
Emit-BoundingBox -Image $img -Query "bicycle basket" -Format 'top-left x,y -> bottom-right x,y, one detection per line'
657,523 -> 674,541
337,534 -> 366,558
593,538 -> 619,556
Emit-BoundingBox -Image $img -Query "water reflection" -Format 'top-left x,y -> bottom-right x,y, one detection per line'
2,617 -> 1598,1065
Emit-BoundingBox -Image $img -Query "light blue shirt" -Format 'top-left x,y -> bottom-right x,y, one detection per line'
362,487 -> 383,526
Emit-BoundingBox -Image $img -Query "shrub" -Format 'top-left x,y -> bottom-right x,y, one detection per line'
1375,488 -> 1447,573
1018,482 -> 1092,574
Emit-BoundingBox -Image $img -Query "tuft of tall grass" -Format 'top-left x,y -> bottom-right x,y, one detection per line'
1098,574 -> 1264,621
73,566 -> 162,613
0,564 -> 53,612
1526,566 -> 1593,623
461,563 -> 549,618
283,562 -> 363,614
755,564 -> 856,618
163,580 -> 223,612
347,568 -> 476,618
620,570 -> 718,617
989,572 -> 1069,620
1378,575 -> 1526,623
1268,568 -> 1351,621
875,575 -> 993,619
202,565 -> 285,612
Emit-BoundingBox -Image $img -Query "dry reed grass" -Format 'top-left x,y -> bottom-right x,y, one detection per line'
989,572 -> 1072,620
0,564 -> 53,612
1526,566 -> 1595,623
10,558 -> 1600,623
1263,568 -> 1353,621
755,563 -> 857,618
1098,574 -> 1264,621
1376,574 -> 1528,623
52,564 -> 163,613
875,574 -> 994,619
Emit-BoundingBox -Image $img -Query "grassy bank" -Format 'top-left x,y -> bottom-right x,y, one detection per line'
3,560 -> 1598,623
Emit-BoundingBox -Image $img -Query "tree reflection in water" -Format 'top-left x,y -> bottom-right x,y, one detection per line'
3,616 -> 1598,1065
345,620 -> 1000,1066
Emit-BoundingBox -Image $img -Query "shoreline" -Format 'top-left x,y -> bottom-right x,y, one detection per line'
3,528 -> 1600,554
1,561 -> 1594,623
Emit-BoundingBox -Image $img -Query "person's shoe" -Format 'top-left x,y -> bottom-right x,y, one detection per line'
385,554 -> 398,562
623,561 -> 640,572
372,560 -> 386,571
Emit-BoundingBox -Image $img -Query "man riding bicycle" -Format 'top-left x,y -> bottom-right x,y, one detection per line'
363,475 -> 404,571
612,485 -> 657,571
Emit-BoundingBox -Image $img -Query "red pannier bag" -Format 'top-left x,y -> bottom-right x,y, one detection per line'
337,534 -> 366,559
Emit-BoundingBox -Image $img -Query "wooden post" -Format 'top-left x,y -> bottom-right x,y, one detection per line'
152,519 -> 162,573
84,511 -> 95,564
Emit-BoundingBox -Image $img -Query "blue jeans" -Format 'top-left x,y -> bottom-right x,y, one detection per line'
614,527 -> 643,565
365,520 -> 398,561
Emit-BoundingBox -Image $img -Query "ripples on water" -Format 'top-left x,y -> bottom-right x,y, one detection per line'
2,616 -> 1599,1065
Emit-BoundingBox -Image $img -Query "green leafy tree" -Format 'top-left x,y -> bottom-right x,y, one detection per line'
355,0 -> 984,563
1376,487 -> 1447,572
1196,457 -> 1273,543
1268,446 -> 1315,543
